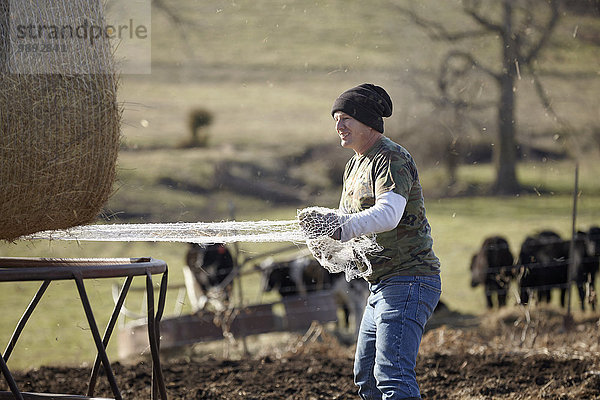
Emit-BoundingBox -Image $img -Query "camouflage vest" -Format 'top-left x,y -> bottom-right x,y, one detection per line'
339,136 -> 440,283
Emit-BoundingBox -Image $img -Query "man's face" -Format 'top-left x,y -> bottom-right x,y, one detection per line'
334,111 -> 378,154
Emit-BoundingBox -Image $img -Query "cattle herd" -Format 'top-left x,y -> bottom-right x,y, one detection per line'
179,226 -> 600,339
259,254 -> 369,334
182,243 -> 369,334
470,226 -> 600,310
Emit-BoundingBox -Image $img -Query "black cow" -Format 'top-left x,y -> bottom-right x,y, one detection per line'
517,229 -> 599,311
183,243 -> 235,312
587,226 -> 600,308
262,256 -> 334,297
572,228 -> 600,310
260,255 -> 369,334
587,226 -> 600,258
518,231 -> 569,306
470,236 -> 514,308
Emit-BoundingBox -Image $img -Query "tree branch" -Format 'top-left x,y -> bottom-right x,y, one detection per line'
528,66 -> 584,159
387,0 -> 491,41
528,66 -> 569,128
152,0 -> 198,58
153,0 -> 193,26
462,0 -> 503,33
405,55 -> 495,113
441,50 -> 500,82
521,0 -> 560,64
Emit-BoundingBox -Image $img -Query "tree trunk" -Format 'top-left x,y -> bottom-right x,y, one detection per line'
0,1 -> 8,72
492,73 -> 520,194
492,1 -> 520,195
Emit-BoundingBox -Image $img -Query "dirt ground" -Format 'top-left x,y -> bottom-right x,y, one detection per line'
2,306 -> 600,399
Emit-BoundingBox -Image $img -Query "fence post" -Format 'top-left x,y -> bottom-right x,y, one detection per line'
565,162 -> 579,328
229,201 -> 249,355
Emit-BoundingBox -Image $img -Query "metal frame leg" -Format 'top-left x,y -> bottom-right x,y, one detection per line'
87,276 -> 134,398
74,274 -> 122,400
146,271 -> 168,400
0,258 -> 169,400
154,271 -> 168,399
0,353 -> 23,400
1,280 -> 50,400
3,281 -> 51,362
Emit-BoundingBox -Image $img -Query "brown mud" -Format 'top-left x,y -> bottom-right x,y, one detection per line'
2,306 -> 600,399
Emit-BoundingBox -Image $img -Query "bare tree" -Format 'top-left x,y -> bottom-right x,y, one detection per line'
152,0 -> 198,58
394,0 -> 560,195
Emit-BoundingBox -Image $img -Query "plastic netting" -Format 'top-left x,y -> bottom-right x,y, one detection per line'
27,207 -> 382,281
297,207 -> 381,281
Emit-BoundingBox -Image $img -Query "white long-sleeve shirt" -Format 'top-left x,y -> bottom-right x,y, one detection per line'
339,191 -> 407,242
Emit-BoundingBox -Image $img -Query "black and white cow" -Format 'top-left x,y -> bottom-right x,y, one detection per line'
260,254 -> 369,335
470,236 -> 514,309
183,243 -> 235,312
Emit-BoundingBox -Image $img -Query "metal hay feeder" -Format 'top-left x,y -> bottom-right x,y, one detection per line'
0,257 -> 169,400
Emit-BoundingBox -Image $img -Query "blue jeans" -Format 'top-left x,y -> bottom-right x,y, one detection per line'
354,275 -> 441,400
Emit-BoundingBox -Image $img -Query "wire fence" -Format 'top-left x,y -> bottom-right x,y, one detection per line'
471,233 -> 600,300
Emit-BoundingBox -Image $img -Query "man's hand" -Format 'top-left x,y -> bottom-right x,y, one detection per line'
298,209 -> 341,239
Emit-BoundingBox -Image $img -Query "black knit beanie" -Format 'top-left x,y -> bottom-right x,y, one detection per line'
331,83 -> 393,133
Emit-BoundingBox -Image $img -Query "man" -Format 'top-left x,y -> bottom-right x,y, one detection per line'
299,83 -> 441,400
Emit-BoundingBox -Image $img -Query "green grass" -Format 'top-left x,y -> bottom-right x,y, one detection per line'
3,173 -> 599,369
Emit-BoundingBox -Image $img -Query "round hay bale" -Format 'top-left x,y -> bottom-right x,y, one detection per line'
0,1 -> 120,241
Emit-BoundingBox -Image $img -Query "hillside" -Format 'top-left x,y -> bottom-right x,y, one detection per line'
120,0 -> 600,148
111,0 -> 600,222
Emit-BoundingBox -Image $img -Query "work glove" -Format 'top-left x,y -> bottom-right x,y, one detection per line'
298,208 -> 342,240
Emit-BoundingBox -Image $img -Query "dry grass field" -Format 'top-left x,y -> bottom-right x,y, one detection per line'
3,307 -> 600,399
